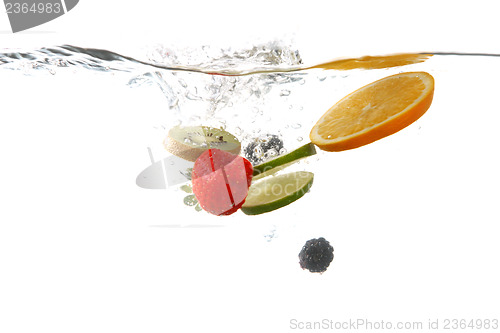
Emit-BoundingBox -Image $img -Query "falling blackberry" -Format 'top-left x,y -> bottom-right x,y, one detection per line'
244,134 -> 284,165
298,237 -> 334,273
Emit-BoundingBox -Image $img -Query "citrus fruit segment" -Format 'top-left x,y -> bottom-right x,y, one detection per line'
252,142 -> 317,179
241,171 -> 314,215
310,71 -> 434,151
164,126 -> 241,161
310,53 -> 432,71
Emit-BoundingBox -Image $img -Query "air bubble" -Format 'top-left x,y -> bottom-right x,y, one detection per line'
268,149 -> 278,157
186,92 -> 201,100
280,90 -> 291,97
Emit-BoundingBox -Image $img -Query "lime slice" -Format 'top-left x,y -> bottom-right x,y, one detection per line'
252,160 -> 298,182
164,126 -> 241,162
241,171 -> 314,215
252,142 -> 316,179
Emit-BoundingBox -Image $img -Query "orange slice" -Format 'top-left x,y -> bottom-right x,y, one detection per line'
310,71 -> 434,151
310,53 -> 432,71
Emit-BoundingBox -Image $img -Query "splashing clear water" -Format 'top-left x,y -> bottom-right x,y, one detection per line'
3,43 -> 499,162
0,42 -> 319,159
3,40 -> 500,228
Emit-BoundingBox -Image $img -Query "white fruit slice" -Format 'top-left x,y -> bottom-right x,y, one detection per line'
164,126 -> 241,161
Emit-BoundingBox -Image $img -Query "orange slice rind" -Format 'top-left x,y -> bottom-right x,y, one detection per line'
310,53 -> 432,71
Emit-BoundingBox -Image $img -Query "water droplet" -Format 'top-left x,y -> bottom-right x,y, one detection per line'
297,136 -> 303,142
291,123 -> 302,129
186,92 -> 201,100
253,146 -> 263,159
264,149 -> 278,160
264,226 -> 278,242
280,90 -> 291,97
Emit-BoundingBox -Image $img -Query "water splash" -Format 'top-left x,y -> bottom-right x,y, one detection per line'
0,42 -> 304,76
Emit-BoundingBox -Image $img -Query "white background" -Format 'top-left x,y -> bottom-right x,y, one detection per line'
1,1 -> 500,333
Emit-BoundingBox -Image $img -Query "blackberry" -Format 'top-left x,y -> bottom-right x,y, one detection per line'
298,237 -> 334,273
244,134 -> 284,165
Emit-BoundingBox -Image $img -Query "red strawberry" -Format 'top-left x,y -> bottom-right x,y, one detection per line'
192,149 -> 253,216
